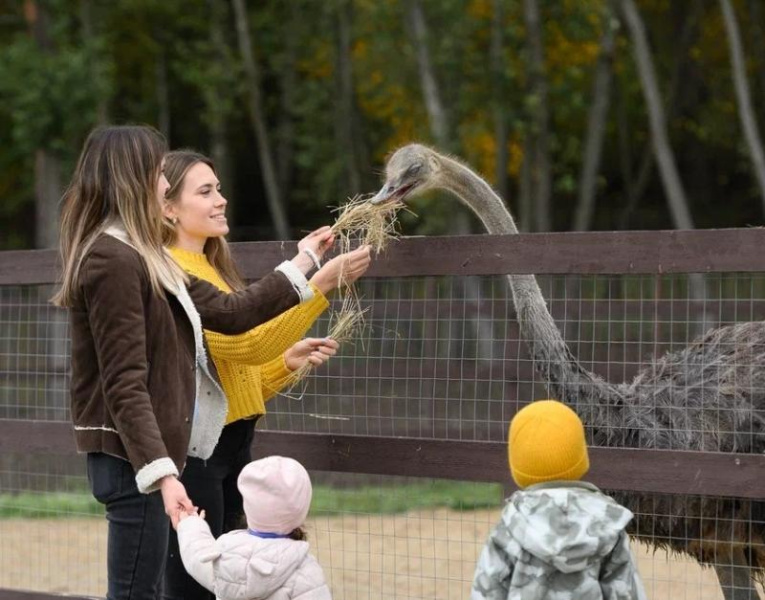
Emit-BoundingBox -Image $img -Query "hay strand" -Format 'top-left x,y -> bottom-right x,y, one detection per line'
284,298 -> 369,386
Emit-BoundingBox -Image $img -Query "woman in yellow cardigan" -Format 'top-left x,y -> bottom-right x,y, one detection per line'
160,150 -> 371,600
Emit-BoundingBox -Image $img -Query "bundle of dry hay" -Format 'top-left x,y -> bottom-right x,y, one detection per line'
281,195 -> 406,393
330,194 -> 407,255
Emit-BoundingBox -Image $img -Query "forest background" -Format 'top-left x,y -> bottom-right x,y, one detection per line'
2,0 -> 765,251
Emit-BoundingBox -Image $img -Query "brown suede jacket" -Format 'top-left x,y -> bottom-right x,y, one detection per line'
69,235 -> 302,492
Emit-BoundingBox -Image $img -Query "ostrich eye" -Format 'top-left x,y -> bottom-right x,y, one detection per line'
406,164 -> 422,177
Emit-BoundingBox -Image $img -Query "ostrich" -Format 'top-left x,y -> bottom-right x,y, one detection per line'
371,144 -> 765,600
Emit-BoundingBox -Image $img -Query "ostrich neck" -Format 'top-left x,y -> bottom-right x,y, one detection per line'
442,156 -> 520,236
440,155 -> 609,402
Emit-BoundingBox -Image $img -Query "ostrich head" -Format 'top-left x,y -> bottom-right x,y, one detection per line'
370,143 -> 516,236
370,144 -> 442,205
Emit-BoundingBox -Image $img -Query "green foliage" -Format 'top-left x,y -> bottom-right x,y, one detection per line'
0,38 -> 111,157
0,492 -> 103,519
0,481 -> 504,520
2,0 -> 765,248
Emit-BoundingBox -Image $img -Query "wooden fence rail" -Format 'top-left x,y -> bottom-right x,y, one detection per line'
1,419 -> 763,500
3,229 -> 765,285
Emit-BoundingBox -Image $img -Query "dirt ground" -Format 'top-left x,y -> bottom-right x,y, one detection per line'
0,508 -> 761,599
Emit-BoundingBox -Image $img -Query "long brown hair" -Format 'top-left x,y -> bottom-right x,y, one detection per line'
53,126 -> 185,307
162,150 -> 245,291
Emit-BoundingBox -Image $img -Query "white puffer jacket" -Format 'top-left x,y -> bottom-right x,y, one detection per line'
177,516 -> 332,600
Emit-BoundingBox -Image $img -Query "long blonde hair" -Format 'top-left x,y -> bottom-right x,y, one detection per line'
52,125 -> 186,307
162,150 -> 246,291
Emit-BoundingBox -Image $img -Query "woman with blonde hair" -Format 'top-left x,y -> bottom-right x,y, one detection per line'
160,149 -> 364,600
55,126 -> 370,600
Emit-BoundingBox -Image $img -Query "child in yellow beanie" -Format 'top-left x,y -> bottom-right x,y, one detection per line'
471,400 -> 646,600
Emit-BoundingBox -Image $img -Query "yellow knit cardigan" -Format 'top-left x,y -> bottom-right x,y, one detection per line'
169,247 -> 329,423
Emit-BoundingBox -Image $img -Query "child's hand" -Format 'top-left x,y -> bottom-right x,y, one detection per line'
174,507 -> 206,530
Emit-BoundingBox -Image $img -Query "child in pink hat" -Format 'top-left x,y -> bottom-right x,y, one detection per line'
176,456 -> 331,599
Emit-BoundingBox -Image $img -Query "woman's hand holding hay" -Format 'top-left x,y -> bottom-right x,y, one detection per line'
284,337 -> 339,371
285,307 -> 367,386
298,225 -> 334,260
290,225 -> 335,274
310,245 -> 371,294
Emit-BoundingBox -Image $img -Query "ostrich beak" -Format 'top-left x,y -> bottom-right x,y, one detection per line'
370,180 -> 418,205
370,183 -> 395,205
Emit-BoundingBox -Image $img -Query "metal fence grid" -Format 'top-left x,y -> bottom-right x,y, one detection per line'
1,465 -> 762,599
266,273 -> 765,453
2,263 -> 765,598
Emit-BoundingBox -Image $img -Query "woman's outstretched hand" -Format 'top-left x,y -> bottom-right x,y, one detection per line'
310,245 -> 371,295
284,337 -> 340,371
160,475 -> 195,529
298,225 -> 334,260
291,226 -> 335,275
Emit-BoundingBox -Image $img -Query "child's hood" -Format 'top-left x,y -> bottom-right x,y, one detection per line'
502,481 -> 633,573
210,531 -> 310,600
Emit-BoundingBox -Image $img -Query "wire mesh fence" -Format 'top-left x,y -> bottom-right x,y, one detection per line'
1,467 -> 762,599
2,234 -> 765,598
266,272 -> 765,453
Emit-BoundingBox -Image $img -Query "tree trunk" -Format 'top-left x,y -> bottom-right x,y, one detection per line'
231,0 -> 290,240
350,87 -> 371,193
34,150 -> 62,249
720,0 -> 765,214
24,0 -> 62,250
618,0 -> 694,230
276,2 -> 299,200
617,0 -> 702,229
747,0 -> 765,124
207,0 -> 234,210
491,0 -> 509,202
573,14 -> 616,232
155,46 -> 171,139
518,137 -> 533,233
79,0 -> 107,124
522,0 -> 552,232
615,72 -> 634,219
334,0 -> 362,195
406,0 -> 450,149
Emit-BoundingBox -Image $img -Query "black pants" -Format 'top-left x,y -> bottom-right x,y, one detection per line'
163,418 -> 256,600
87,452 -> 169,600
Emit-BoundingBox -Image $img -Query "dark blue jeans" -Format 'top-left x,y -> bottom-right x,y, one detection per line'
87,452 -> 169,600
163,418 -> 256,600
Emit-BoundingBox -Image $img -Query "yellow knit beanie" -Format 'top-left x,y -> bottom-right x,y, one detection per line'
508,400 -> 589,489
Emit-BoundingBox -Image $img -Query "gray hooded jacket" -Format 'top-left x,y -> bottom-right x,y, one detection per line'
471,481 -> 646,600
